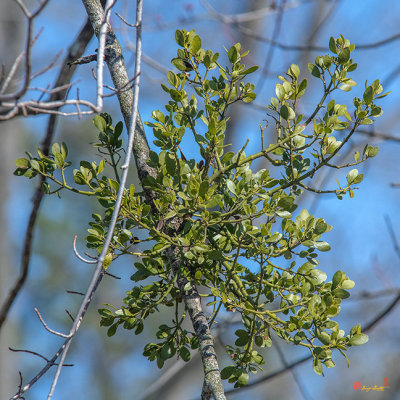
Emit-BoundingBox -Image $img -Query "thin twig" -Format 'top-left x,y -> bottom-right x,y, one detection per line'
9,348 -> 74,367
34,308 -> 71,338
202,0 -> 400,53
0,28 -> 43,95
115,11 -> 138,27
94,0 -> 116,112
3,0 -> 50,101
384,215 -> 400,260
66,290 -> 85,296
73,235 -> 97,264
65,309 -> 74,322
10,340 -> 71,399
257,0 -> 286,92
104,271 -> 121,280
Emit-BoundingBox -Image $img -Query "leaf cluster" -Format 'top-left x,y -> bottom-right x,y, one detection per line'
14,32 -> 386,386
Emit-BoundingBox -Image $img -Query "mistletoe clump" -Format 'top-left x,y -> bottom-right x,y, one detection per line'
15,30 -> 387,387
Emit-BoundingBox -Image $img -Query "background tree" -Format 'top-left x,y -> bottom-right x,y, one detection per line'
1,1 -> 399,399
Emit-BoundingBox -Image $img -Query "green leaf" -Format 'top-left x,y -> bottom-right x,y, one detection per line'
332,270 -> 343,290
171,58 -> 192,72
312,358 -> 323,375
15,158 -> 29,168
346,169 -> 361,185
207,250 -> 224,261
329,37 -> 337,54
165,154 -> 176,176
375,91 -> 391,99
107,323 -> 118,337
221,366 -> 236,380
363,86 -> 373,105
275,84 -> 285,101
226,179 -> 236,195
318,332 -> 331,345
341,279 -> 355,289
237,372 -> 249,386
191,34 -> 201,53
280,105 -> 288,120
175,30 -> 185,46
339,79 -> 357,92
289,64 -> 300,78
179,346 -> 191,362
338,48 -> 350,64
93,115 -> 107,132
29,160 -> 40,171
235,335 -> 249,347
210,287 -> 219,297
266,232 -> 282,243
240,65 -> 259,75
199,180 -> 209,199
308,63 -> 320,78
333,288 -> 350,299
349,333 -> 369,346
160,344 -> 173,360
114,121 -> 123,137
51,142 -> 61,157
365,145 -> 379,158
314,220 -> 328,234
314,241 -> 331,252
228,46 -> 238,63
298,79 -> 307,96
360,118 -> 373,125
242,92 -> 257,103
276,210 -> 292,219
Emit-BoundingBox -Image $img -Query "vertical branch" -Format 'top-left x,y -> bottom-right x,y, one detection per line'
81,0 -> 156,187
166,248 -> 226,400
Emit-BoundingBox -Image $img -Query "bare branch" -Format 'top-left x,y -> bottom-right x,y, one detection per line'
0,0 -> 113,120
201,0 -> 400,53
384,215 -> 400,260
73,235 -> 97,264
0,27 -> 43,95
9,348 -> 74,367
10,340 -> 70,400
356,128 -> 400,143
104,271 -> 121,280
65,309 -> 74,322
34,308 -> 71,338
66,290 -> 85,296
115,11 -> 138,27
257,0 -> 287,92
1,0 -> 50,101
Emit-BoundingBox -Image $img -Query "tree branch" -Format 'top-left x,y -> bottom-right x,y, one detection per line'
224,290 -> 400,396
82,1 -> 227,398
0,15 -> 95,332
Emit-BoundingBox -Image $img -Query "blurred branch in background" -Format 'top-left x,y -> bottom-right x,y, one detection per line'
0,10 -> 95,332
0,0 -> 111,120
